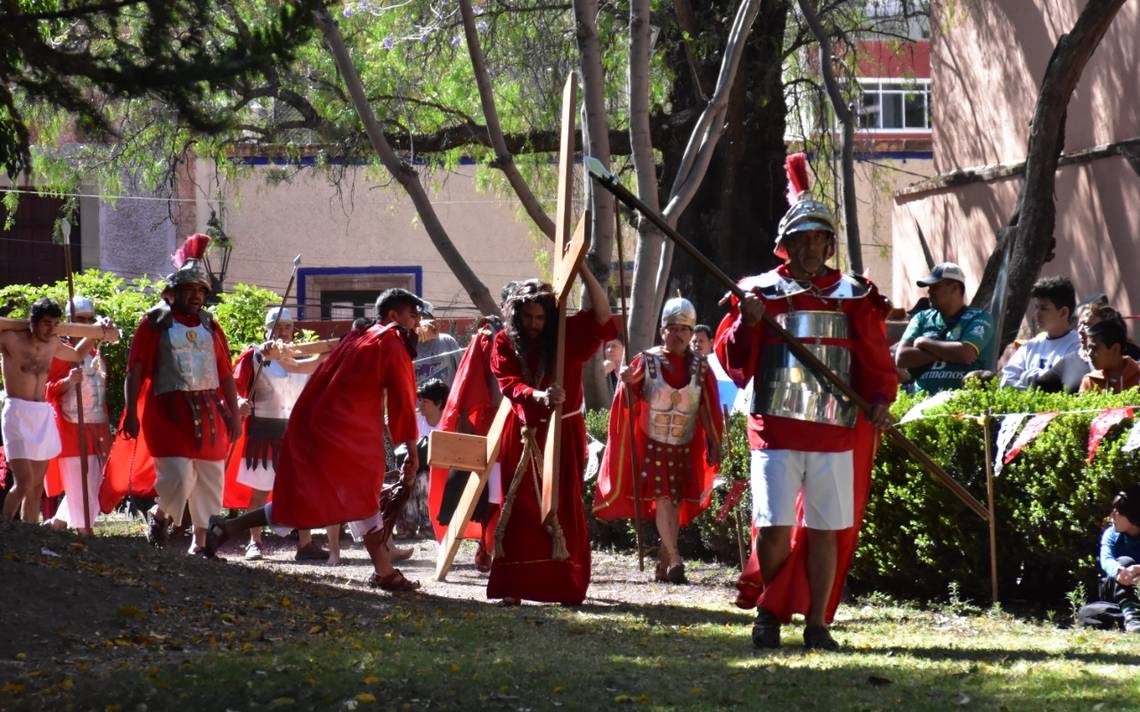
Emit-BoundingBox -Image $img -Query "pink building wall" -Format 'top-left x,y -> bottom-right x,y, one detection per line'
892,0 -> 1140,324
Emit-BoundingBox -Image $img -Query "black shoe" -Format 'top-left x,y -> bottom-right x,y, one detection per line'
145,506 -> 168,548
803,624 -> 839,651
751,608 -> 781,649
204,515 -> 230,559
1124,607 -> 1140,633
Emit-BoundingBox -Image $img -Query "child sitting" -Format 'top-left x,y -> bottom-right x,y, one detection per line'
1077,485 -> 1140,631
1079,318 -> 1140,393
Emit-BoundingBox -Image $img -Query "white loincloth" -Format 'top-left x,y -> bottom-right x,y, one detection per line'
1,397 -> 62,461
236,460 -> 276,492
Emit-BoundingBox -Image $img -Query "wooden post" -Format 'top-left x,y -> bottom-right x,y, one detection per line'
981,413 -> 1000,603
61,219 -> 91,534
614,202 -> 644,572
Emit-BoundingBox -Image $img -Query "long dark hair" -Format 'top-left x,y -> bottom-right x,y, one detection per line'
504,279 -> 556,380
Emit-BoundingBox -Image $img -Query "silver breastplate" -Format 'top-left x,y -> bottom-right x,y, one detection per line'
154,321 -> 220,394
752,309 -> 857,428
61,354 -> 108,424
251,357 -> 309,419
639,351 -> 704,446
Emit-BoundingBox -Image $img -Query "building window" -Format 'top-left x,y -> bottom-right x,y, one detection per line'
857,79 -> 931,131
295,266 -> 422,320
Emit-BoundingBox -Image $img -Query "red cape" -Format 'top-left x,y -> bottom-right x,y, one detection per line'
98,384 -> 157,513
427,331 -> 498,543
43,356 -> 112,499
269,322 -> 418,529
222,347 -> 257,509
593,350 -> 723,526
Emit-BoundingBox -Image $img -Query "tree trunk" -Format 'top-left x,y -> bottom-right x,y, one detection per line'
970,0 -> 1126,351
796,0 -> 862,274
654,0 -> 790,332
313,9 -> 499,316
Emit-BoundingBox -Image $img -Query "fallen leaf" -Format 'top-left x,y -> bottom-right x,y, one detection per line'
354,692 -> 376,703
269,697 -> 295,707
14,652 -> 27,661
956,692 -> 971,705
362,675 -> 380,685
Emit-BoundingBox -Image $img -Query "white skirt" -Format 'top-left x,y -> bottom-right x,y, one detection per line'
1,397 -> 62,461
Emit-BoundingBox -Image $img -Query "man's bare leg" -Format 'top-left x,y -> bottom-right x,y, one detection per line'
5,459 -> 48,523
326,524 -> 341,565
805,528 -> 838,627
756,525 -> 793,582
655,497 -> 681,567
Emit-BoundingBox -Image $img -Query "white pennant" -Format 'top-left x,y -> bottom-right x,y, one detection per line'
993,413 -> 1028,476
1122,419 -> 1140,453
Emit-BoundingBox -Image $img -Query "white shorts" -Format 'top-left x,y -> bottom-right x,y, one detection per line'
55,455 -> 103,528
750,449 -> 854,530
347,511 -> 384,542
2,398 -> 62,461
236,461 -> 276,492
154,457 -> 224,528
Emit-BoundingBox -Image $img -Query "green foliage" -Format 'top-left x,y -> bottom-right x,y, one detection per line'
212,283 -> 282,358
0,269 -> 163,421
854,381 -> 1140,606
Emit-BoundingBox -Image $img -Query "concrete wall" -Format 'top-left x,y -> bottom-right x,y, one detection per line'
893,0 -> 1140,320
195,161 -> 545,320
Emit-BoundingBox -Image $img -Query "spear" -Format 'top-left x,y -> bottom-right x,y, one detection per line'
585,157 -> 989,522
60,218 -> 91,534
613,204 -> 645,572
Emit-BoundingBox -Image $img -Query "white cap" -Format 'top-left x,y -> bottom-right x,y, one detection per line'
265,306 -> 294,327
916,262 -> 967,287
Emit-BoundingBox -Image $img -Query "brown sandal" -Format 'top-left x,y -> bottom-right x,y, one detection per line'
368,569 -> 421,592
654,560 -> 669,582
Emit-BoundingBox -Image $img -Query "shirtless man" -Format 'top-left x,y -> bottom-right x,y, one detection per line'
1,298 -> 104,523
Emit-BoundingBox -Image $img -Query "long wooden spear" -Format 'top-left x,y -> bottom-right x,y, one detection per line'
60,219 -> 91,533
613,204 -> 645,571
585,157 -> 989,522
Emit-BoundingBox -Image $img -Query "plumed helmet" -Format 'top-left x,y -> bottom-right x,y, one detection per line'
265,306 -> 294,328
66,295 -> 96,318
166,233 -> 213,291
773,153 -> 836,260
660,297 -> 697,328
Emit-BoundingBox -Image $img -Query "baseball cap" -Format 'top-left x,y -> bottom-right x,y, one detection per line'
916,262 -> 966,287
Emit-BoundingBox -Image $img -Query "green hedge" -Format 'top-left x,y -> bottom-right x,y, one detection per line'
586,381 -> 1140,607
855,382 -> 1140,605
0,272 -> 279,422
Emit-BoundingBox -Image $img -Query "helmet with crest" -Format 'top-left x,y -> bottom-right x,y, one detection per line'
166,233 -> 213,291
773,153 -> 837,260
660,297 -> 697,328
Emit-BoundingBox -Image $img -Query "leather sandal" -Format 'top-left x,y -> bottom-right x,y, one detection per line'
204,515 -> 230,559
654,560 -> 669,582
666,563 -> 688,585
369,569 -> 421,592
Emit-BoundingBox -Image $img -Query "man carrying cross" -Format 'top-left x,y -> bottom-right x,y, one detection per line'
715,154 -> 897,650
487,267 -> 614,605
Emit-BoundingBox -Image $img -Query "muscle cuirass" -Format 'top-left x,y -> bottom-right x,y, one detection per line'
60,353 -> 108,424
639,351 -> 705,446
154,321 -> 220,394
250,356 -> 308,419
752,310 -> 858,428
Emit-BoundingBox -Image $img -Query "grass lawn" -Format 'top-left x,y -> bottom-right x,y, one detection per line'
2,518 -> 1140,711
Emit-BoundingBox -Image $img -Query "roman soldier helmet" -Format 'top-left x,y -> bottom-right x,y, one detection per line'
265,306 -> 294,337
660,297 -> 697,328
66,295 -> 96,319
166,233 -> 212,291
773,153 -> 837,260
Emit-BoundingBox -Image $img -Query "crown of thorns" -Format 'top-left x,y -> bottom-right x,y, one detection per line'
505,281 -> 555,307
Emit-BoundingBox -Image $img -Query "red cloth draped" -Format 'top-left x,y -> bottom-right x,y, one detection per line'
268,322 -> 418,529
1002,411 -> 1059,465
99,310 -> 232,513
428,331 -> 498,543
43,356 -> 113,498
485,310 -> 614,605
1088,407 -> 1133,463
592,349 -> 723,526
222,348 -> 257,509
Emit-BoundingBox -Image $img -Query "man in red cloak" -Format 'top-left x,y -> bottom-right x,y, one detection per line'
205,288 -> 424,591
715,154 -> 897,651
43,296 -> 114,535
116,234 -> 241,555
487,268 -> 614,605
593,296 -> 723,583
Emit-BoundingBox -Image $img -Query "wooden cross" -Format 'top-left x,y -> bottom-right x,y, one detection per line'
427,72 -> 587,579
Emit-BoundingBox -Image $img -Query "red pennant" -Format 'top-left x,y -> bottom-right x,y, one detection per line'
715,479 -> 750,523
1088,407 -> 1133,462
1003,411 -> 1060,464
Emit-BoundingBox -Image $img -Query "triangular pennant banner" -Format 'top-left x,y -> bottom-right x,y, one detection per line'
715,479 -> 751,524
1087,407 -> 1134,463
1122,419 -> 1140,453
993,413 -> 1028,476
1003,411 -> 1060,464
